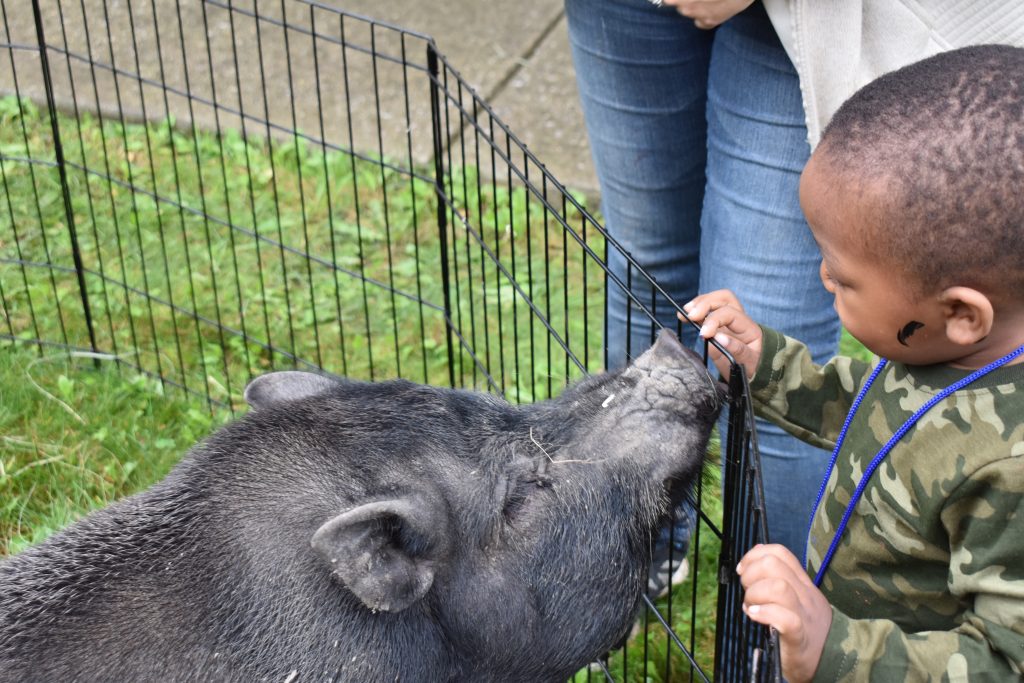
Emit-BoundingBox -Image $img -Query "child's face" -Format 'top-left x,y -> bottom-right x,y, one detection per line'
799,152 -> 954,365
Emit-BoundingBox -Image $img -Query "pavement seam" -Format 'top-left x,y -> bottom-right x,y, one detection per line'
482,8 -> 566,107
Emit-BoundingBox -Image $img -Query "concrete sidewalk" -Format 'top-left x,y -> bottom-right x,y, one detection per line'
333,0 -> 596,196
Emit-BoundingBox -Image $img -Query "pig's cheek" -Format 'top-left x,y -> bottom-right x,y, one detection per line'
437,558 -> 539,653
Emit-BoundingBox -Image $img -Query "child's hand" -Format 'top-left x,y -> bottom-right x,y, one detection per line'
737,544 -> 832,683
679,290 -> 763,381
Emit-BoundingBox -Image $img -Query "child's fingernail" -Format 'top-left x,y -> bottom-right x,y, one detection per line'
683,301 -> 694,312
736,562 -> 743,574
714,332 -> 729,348
748,604 -> 761,615
699,325 -> 710,337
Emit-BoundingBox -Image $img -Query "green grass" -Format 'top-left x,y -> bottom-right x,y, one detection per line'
0,95 -> 606,408
0,345 -> 227,556
840,328 -> 873,363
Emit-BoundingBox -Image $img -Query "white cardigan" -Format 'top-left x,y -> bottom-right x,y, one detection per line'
762,0 -> 1024,148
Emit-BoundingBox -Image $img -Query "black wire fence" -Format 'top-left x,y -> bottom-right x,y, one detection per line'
0,0 -> 779,680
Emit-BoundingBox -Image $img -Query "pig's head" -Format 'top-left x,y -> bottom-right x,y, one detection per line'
235,329 -> 722,681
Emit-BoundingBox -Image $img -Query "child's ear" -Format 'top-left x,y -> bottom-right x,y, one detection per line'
939,287 -> 994,346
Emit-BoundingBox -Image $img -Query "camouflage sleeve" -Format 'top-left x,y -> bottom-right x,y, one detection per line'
812,454 -> 1024,681
748,326 -> 874,451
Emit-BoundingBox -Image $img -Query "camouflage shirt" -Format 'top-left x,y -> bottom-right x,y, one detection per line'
749,326 -> 1024,681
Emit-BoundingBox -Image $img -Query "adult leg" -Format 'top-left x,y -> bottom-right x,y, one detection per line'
699,4 -> 841,559
565,0 -> 713,370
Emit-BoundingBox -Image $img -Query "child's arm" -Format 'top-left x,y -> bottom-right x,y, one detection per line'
737,544 -> 832,683
742,458 -> 1024,682
740,524 -> 1024,682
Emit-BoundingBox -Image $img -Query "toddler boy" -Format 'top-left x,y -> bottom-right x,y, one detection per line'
684,45 -> 1024,681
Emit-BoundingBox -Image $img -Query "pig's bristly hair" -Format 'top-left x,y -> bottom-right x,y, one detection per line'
530,426 -> 608,467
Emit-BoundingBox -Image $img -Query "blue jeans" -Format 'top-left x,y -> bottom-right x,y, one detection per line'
565,0 -> 840,559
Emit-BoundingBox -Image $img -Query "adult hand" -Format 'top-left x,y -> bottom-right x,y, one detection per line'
681,289 -> 763,382
662,0 -> 756,30
737,544 -> 832,683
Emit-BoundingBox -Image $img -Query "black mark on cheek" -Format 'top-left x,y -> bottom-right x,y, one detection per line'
897,320 -> 925,346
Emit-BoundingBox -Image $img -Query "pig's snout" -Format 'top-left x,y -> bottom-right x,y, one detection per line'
651,330 -> 730,405
630,329 -> 723,416
648,328 -> 702,367
650,331 -> 727,403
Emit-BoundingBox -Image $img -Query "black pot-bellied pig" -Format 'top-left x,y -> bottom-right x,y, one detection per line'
0,330 -> 721,682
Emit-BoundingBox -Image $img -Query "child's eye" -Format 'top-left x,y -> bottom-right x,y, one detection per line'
822,268 -> 844,289
819,261 -> 842,289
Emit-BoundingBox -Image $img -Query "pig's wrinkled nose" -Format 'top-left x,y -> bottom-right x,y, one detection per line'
650,328 -> 703,367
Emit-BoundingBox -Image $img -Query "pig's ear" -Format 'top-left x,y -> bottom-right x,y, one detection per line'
311,497 -> 449,613
244,371 -> 340,410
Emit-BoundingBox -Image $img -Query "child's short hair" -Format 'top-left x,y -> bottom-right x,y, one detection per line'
819,45 -> 1024,300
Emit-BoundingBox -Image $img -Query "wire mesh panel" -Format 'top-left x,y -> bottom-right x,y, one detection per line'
0,0 -> 779,679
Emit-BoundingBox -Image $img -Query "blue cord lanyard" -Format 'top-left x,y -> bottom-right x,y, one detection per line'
805,343 -> 1024,587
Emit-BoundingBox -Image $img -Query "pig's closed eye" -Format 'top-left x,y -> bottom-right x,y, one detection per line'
501,478 -> 535,522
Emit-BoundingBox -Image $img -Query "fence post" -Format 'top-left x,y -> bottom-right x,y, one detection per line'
427,43 -> 456,389
714,364 -> 783,683
30,0 -> 98,362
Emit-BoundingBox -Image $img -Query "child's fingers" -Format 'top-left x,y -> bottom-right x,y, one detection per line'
742,600 -> 803,636
709,332 -> 758,380
739,545 -> 833,683
679,289 -> 742,325
737,545 -> 816,595
738,544 -> 810,583
694,306 -> 758,344
741,572 -> 804,612
742,569 -> 833,683
679,289 -> 760,379
698,313 -> 761,377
